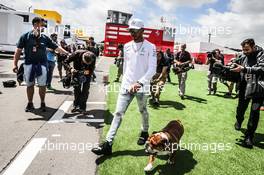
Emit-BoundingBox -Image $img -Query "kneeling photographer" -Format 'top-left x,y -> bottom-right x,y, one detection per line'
64,50 -> 96,114
231,39 -> 264,148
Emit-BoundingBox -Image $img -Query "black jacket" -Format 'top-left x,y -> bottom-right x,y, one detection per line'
65,50 -> 96,76
238,46 -> 264,98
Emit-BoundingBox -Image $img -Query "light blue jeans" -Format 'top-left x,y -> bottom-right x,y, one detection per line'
106,89 -> 149,143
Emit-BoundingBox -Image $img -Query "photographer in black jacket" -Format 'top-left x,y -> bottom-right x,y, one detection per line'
174,44 -> 192,99
206,49 -> 224,95
86,37 -> 99,82
231,39 -> 264,148
65,50 -> 96,114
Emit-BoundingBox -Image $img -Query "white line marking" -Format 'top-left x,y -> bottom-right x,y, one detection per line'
51,134 -> 61,137
50,115 -> 104,124
48,101 -> 105,124
3,138 -> 47,175
48,101 -> 73,123
63,119 -> 104,123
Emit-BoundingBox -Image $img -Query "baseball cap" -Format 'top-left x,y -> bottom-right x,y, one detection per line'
128,18 -> 144,30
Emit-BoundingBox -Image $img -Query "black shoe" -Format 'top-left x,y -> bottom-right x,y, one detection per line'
180,95 -> 184,100
213,90 -> 217,95
242,137 -> 253,149
40,103 -> 46,112
114,79 -> 119,82
79,108 -> 86,114
71,106 -> 80,113
137,131 -> 149,145
224,92 -> 232,97
25,102 -> 34,112
234,122 -> 241,131
153,98 -> 160,106
91,141 -> 112,155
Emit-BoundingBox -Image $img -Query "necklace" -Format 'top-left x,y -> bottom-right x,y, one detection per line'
132,40 -> 144,53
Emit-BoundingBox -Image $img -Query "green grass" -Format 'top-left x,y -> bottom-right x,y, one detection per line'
98,66 -> 264,175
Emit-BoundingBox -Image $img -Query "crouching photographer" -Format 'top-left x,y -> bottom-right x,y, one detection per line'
231,39 -> 264,148
64,50 -> 96,114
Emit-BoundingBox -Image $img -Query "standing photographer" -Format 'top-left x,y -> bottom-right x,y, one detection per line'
206,49 -> 224,95
46,33 -> 58,90
57,40 -> 70,81
86,37 -> 99,82
64,50 -> 96,114
164,48 -> 173,83
174,44 -> 192,99
150,51 -> 169,106
231,39 -> 264,148
114,44 -> 124,82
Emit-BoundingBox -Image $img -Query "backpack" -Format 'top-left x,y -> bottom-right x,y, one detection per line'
3,80 -> 16,88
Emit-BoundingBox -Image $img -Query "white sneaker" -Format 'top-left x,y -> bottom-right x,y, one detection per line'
21,81 -> 27,86
144,163 -> 153,172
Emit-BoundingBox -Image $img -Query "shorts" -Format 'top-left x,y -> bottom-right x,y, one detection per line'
24,64 -> 47,87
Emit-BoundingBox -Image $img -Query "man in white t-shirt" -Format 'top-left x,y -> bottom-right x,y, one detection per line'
92,18 -> 157,155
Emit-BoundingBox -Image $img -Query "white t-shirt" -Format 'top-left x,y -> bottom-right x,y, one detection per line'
121,39 -> 157,93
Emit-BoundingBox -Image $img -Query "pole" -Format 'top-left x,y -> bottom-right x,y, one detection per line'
208,33 -> 211,43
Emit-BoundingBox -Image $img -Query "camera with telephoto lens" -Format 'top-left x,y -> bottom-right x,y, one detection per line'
172,62 -> 194,74
62,71 -> 88,88
206,51 -> 216,62
211,62 -> 241,82
207,52 -> 213,59
71,71 -> 87,86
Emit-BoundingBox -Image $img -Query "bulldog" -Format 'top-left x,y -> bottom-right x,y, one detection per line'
144,120 -> 184,172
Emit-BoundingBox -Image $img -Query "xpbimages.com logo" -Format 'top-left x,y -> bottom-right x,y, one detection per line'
98,82 -> 166,95
40,140 -> 99,154
39,140 -> 232,154
164,141 -> 232,154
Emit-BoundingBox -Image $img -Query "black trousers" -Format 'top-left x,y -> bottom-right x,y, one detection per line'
73,77 -> 91,110
167,66 -> 171,82
236,85 -> 264,138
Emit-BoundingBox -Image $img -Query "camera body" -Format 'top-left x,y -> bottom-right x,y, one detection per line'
206,51 -> 217,63
62,70 -> 88,88
71,71 -> 87,86
207,52 -> 213,59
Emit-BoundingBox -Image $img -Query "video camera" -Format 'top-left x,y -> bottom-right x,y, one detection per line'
172,62 -> 194,74
207,51 -> 213,59
62,70 -> 88,89
211,62 -> 241,82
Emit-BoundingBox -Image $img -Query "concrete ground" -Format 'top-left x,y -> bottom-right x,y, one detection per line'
0,56 -> 114,175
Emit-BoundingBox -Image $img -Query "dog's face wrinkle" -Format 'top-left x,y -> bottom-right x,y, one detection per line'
148,134 -> 167,152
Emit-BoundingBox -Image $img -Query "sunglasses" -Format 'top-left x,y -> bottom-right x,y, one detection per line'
129,29 -> 141,34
